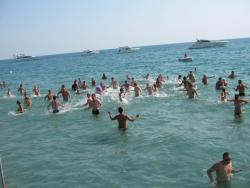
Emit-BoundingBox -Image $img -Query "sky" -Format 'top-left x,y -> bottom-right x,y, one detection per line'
0,0 -> 249,60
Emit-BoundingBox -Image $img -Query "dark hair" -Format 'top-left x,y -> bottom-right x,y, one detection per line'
238,80 -> 242,84
118,107 -> 123,113
223,152 -> 230,159
16,100 -> 21,105
235,94 -> 239,100
53,96 -> 57,100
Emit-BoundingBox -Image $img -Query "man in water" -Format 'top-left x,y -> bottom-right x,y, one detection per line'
202,74 -> 214,85
228,71 -> 236,79
235,80 -> 247,97
16,100 -> 24,113
24,92 -> 32,108
120,80 -> 130,92
207,152 -> 241,188
134,83 -> 142,97
33,85 -> 41,96
48,96 -> 63,113
108,107 -> 139,129
44,90 -> 53,101
18,84 -> 25,95
109,77 -> 119,89
91,93 -> 102,115
84,93 -> 93,109
186,83 -> 198,99
228,94 -> 248,117
7,88 -> 12,97
119,88 -> 126,102
57,84 -> 71,102
144,83 -> 153,95
187,71 -> 196,83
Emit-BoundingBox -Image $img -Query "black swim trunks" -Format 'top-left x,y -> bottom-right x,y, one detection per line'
53,109 -> 59,113
92,109 -> 99,115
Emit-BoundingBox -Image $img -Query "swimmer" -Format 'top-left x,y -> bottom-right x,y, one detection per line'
228,94 -> 248,117
187,71 -> 196,83
44,90 -> 53,101
16,100 -> 24,113
228,71 -> 236,79
186,83 -> 198,99
202,74 -> 214,85
81,81 -> 89,90
0,81 -> 7,88
18,84 -> 25,95
108,107 -> 139,129
144,83 -> 153,95
102,73 -> 107,80
91,78 -> 96,86
207,152 -> 241,187
96,84 -> 103,95
91,93 -> 102,115
120,80 -> 130,92
177,75 -> 182,84
215,77 -> 223,90
24,92 -> 32,108
134,83 -> 142,97
144,73 -> 150,80
57,84 -> 71,102
235,80 -> 247,97
178,76 -> 189,90
48,96 -> 63,113
130,78 -> 137,87
83,93 -> 93,109
7,88 -> 12,97
33,86 -> 40,96
72,80 -> 78,91
108,77 -> 119,89
119,88 -> 126,102
220,88 -> 230,102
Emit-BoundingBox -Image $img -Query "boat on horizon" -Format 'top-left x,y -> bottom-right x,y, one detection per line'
13,53 -> 35,61
81,50 -> 99,56
118,46 -> 140,54
188,39 -> 228,49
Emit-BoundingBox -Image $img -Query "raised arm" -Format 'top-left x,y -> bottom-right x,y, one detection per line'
108,112 -> 118,120
127,114 -> 139,122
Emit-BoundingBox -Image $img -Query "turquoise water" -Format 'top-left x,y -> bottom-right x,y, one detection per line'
0,38 -> 250,188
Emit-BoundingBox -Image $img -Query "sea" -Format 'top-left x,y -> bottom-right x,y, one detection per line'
0,38 -> 250,188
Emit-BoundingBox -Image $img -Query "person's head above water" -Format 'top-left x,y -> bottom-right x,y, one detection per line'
118,107 -> 123,114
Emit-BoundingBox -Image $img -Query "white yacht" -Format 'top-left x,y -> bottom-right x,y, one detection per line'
118,46 -> 140,54
13,53 -> 35,61
188,39 -> 228,49
178,56 -> 192,62
81,50 -> 99,56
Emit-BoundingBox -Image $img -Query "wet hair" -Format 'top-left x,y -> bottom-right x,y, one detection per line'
238,80 -> 242,84
53,96 -> 57,100
120,88 -> 124,92
118,107 -> 123,113
16,100 -> 21,105
235,94 -> 239,100
218,77 -> 222,81
222,88 -> 226,92
223,152 -> 230,159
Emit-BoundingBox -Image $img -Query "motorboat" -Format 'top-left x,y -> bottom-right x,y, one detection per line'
188,39 -> 228,49
13,53 -> 35,61
178,54 -> 193,62
118,46 -> 140,54
81,50 -> 99,56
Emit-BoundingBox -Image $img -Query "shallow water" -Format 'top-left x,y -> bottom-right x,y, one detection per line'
1,38 -> 250,188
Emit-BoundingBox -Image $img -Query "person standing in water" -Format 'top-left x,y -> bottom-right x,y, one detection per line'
119,88 -> 126,102
24,92 -> 32,109
44,90 -> 54,101
220,88 -> 230,102
7,88 -> 12,97
202,74 -> 214,85
57,84 -> 71,102
91,93 -> 102,115
235,80 -> 247,97
108,107 -> 139,129
18,84 -> 25,95
228,94 -> 248,117
16,100 -> 24,113
228,71 -> 236,79
207,152 -> 241,188
48,96 -> 63,113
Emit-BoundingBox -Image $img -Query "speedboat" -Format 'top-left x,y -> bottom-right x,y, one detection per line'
13,53 -> 35,61
188,39 -> 228,49
81,50 -> 99,56
118,46 -> 140,54
178,56 -> 193,62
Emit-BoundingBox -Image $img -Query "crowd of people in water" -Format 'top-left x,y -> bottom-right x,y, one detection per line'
0,70 -> 248,187
0,70 -> 248,120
